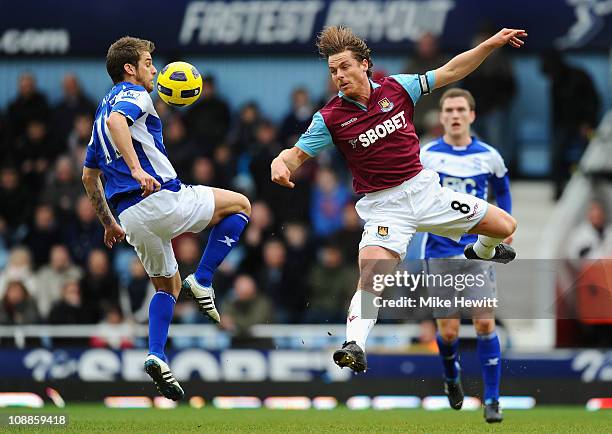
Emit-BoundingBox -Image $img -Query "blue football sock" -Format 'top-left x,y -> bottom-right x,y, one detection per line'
436,333 -> 460,381
477,331 -> 502,404
148,291 -> 176,362
194,213 -> 249,287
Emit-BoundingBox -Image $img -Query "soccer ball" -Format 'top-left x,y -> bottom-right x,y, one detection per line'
156,61 -> 203,107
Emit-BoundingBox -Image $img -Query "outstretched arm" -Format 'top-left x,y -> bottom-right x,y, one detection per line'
82,167 -> 125,248
433,28 -> 527,90
270,147 -> 312,188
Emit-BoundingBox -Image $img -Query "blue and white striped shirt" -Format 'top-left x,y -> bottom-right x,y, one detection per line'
421,137 -> 512,258
84,82 -> 180,213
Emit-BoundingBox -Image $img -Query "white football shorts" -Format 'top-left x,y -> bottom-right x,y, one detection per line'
356,169 -> 488,260
119,184 -> 215,277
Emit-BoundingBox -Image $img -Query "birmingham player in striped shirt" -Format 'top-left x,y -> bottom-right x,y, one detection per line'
82,37 -> 250,400
421,88 -> 512,423
271,26 -> 526,374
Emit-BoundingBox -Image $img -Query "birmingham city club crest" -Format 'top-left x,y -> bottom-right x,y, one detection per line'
378,97 -> 394,112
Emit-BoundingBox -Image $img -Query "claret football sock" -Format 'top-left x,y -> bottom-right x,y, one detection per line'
436,333 -> 460,381
346,290 -> 378,351
477,331 -> 502,404
195,213 -> 249,287
148,291 -> 176,362
473,235 -> 504,260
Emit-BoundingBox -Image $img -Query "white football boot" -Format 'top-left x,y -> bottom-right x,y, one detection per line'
182,274 -> 220,323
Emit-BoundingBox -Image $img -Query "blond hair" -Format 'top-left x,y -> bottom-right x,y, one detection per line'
317,26 -> 373,77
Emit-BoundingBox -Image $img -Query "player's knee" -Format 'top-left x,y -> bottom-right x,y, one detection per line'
503,214 -> 517,237
507,215 -> 518,235
237,194 -> 251,217
474,318 -> 495,335
359,267 -> 379,293
439,328 -> 458,343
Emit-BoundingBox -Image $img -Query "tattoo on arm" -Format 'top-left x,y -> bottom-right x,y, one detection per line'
85,178 -> 114,227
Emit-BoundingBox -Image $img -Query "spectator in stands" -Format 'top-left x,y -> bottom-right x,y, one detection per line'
0,247 -> 36,300
249,120 -> 283,196
90,306 -> 134,349
283,221 -> 314,275
12,119 -> 61,192
256,238 -> 305,322
418,109 -> 445,146
240,201 -> 275,274
566,199 -> 612,260
249,120 -> 312,222
305,243 -> 358,323
66,113 -> 94,158
0,280 -> 40,325
462,26 -> 517,168
173,235 -> 211,336
227,101 -> 261,157
310,167 -> 351,239
410,320 -> 439,354
164,114 -> 200,177
279,87 -> 315,147
5,73 -> 49,143
63,195 -> 105,265
52,74 -> 96,144
125,257 -> 152,322
0,167 -> 33,245
79,249 -> 119,321
175,235 -> 202,279
540,50 -> 601,200
185,74 -> 231,150
34,244 -> 82,319
41,155 -> 82,218
48,280 -> 97,324
189,157 -> 219,187
331,203 -> 363,264
403,33 -> 450,135
23,204 -> 62,268
212,143 -> 236,189
0,167 -> 32,244
221,274 -> 273,345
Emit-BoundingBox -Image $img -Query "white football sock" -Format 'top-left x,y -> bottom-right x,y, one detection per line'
346,289 -> 379,350
473,235 -> 504,259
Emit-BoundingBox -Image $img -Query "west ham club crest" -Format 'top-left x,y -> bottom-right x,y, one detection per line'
378,97 -> 394,112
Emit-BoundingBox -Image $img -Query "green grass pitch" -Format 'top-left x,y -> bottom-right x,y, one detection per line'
2,405 -> 610,433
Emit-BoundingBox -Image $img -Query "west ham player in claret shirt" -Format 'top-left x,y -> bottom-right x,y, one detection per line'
271,26 -> 526,373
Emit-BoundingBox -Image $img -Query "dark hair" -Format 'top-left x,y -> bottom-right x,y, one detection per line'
439,88 -> 476,111
317,26 -> 373,78
5,280 -> 29,298
106,36 -> 155,84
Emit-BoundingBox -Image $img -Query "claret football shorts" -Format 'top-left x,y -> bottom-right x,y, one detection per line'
356,169 -> 488,260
